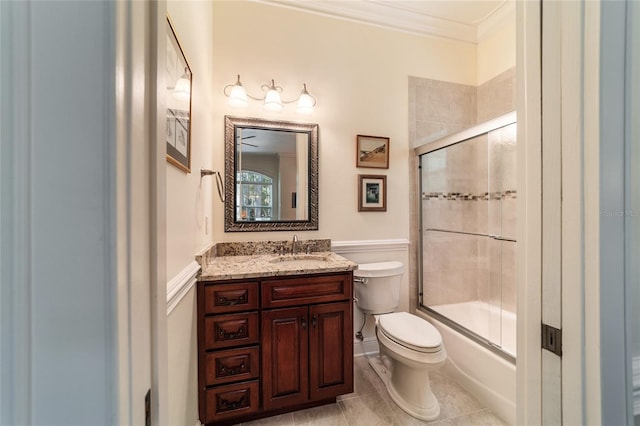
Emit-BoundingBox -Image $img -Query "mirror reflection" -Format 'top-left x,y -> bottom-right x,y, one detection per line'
224,116 -> 318,232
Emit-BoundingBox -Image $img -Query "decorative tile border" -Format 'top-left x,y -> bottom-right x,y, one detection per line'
422,190 -> 517,201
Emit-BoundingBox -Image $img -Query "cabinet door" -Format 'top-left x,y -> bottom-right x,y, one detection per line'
262,307 -> 309,410
309,302 -> 353,401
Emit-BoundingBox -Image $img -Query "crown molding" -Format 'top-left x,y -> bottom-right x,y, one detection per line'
255,0 -> 478,43
477,0 -> 515,42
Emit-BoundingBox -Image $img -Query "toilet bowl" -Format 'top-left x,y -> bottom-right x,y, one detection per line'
354,262 -> 447,421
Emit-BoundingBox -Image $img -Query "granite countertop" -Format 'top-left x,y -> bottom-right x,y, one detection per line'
198,240 -> 358,281
199,251 -> 357,281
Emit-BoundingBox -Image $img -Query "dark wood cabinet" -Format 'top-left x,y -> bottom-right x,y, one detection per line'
309,302 -> 353,401
198,271 -> 353,426
261,306 -> 309,410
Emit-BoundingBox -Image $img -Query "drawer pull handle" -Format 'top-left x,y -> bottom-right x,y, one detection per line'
218,326 -> 245,340
218,394 -> 248,411
217,293 -> 246,306
301,317 -> 307,328
312,315 -> 317,327
219,363 -> 247,376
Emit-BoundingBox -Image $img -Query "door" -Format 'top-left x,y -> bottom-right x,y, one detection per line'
309,302 -> 353,401
261,306 -> 309,410
599,1 -> 640,424
0,1 -> 162,425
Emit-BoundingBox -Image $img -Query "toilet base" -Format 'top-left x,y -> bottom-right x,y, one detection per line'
368,354 -> 391,385
368,355 -> 441,421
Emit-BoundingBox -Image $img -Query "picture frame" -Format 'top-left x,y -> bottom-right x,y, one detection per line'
165,16 -> 192,173
356,135 -> 390,169
358,174 -> 387,212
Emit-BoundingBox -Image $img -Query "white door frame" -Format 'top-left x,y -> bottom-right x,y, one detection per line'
516,1 -> 542,423
517,1 -> 604,424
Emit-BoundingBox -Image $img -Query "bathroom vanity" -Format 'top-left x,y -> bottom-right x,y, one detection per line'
196,241 -> 356,425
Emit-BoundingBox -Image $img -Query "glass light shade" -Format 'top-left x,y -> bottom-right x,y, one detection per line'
228,83 -> 248,108
263,88 -> 283,112
296,92 -> 315,114
173,77 -> 190,101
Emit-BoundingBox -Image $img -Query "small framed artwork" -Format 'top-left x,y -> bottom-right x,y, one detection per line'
358,174 -> 387,212
356,135 -> 390,169
166,16 -> 192,173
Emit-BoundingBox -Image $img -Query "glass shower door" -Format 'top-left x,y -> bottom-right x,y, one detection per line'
487,123 -> 517,356
419,119 -> 517,359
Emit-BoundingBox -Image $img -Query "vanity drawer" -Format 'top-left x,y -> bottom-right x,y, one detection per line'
204,281 -> 258,314
204,380 -> 259,423
204,312 -> 259,350
262,273 -> 352,308
204,346 -> 260,386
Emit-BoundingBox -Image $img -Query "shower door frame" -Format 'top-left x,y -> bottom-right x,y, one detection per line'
415,111 -> 517,363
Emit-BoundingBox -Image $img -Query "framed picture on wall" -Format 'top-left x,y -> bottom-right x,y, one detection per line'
358,174 -> 387,212
166,15 -> 192,173
356,135 -> 390,169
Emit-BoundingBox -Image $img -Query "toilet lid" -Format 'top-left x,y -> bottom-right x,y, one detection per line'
378,312 -> 442,352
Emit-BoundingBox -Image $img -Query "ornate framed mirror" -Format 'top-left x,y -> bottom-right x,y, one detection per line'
224,116 -> 319,232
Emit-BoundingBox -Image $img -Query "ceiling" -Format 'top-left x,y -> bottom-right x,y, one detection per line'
255,0 -> 513,43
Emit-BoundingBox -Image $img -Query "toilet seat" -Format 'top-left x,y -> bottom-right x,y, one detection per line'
378,312 -> 443,353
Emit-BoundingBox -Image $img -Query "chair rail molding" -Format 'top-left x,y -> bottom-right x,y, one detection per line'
166,261 -> 201,315
331,239 -> 410,254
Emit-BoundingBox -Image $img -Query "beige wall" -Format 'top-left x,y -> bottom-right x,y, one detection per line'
210,1 -> 477,243
167,288 -> 199,426
477,17 -> 516,85
166,0 -> 215,279
166,1 -> 214,426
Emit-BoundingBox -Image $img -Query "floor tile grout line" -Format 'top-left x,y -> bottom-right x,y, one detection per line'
337,401 -> 351,426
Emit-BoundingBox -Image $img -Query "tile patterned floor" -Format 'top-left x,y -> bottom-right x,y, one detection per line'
236,355 -> 507,426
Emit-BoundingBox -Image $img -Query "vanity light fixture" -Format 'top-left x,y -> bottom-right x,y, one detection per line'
223,75 -> 317,114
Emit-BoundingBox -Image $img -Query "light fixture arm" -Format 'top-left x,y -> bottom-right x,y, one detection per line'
223,74 -> 243,97
223,75 -> 316,113
259,79 -> 282,98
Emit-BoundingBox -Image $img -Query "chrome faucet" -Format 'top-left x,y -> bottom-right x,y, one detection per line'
291,234 -> 299,255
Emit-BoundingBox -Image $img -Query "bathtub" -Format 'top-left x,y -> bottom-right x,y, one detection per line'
431,301 -> 516,358
415,302 -> 516,425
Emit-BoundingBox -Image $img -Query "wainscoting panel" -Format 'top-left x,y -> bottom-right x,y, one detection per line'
167,260 -> 200,315
332,239 -> 410,356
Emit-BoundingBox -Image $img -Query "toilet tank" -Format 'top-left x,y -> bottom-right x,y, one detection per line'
353,261 -> 404,314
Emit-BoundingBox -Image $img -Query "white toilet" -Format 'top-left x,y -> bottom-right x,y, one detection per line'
354,261 -> 446,421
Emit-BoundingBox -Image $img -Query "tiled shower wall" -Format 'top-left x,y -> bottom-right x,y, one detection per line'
408,67 -> 516,314
409,67 -> 516,149
477,68 -> 516,123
